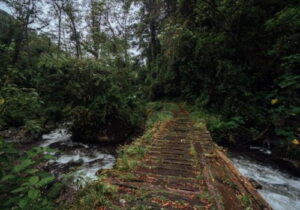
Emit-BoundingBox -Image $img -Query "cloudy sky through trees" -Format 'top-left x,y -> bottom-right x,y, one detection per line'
0,0 -> 141,58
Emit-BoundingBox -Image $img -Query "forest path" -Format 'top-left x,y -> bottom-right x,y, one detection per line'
104,106 -> 271,209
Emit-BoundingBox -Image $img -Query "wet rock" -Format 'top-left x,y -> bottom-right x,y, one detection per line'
274,158 -> 300,177
46,163 -> 71,177
249,178 -> 263,189
49,142 -> 86,151
89,159 -> 104,165
67,159 -> 85,167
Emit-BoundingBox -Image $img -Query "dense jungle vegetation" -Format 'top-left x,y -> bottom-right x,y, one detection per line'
0,0 -> 299,209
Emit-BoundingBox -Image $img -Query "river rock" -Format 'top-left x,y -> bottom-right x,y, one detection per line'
248,178 -> 263,189
274,158 -> 300,177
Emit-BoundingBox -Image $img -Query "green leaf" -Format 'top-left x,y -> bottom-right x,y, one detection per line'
38,176 -> 54,187
44,154 -> 56,160
12,187 -> 27,193
47,183 -> 64,199
29,176 -> 40,185
18,197 -> 29,208
13,159 -> 33,173
26,169 -> 39,174
43,147 -> 56,153
28,189 -> 39,200
0,174 -> 16,182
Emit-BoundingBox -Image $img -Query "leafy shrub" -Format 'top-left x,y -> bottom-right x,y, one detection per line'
0,139 -> 59,209
207,116 -> 245,144
0,85 -> 43,133
188,105 -> 245,144
37,55 -> 145,143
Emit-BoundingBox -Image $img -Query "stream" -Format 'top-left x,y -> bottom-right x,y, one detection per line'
38,129 -> 300,209
39,129 -> 116,188
230,154 -> 300,210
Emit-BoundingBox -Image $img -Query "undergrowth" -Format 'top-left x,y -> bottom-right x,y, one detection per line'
0,139 -> 62,210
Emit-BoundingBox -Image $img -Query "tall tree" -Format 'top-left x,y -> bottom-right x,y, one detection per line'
83,0 -> 134,66
83,0 -> 105,59
135,0 -> 163,63
2,0 -> 40,62
47,0 -> 65,50
63,0 -> 81,58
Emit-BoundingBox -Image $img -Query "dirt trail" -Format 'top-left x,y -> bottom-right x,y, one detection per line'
107,108 -> 272,209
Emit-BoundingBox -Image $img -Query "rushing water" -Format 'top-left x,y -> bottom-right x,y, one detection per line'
39,129 -> 116,187
230,154 -> 300,210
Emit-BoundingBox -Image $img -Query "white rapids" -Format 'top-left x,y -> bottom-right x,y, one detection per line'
231,155 -> 300,210
40,129 -> 115,187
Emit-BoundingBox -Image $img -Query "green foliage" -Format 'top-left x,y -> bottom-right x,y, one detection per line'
0,85 -> 43,133
0,139 -> 58,210
188,105 -> 244,143
146,102 -> 179,128
36,54 -> 145,142
0,35 -> 145,142
208,116 -> 242,133
145,0 -> 300,158
70,181 -> 117,210
265,7 -> 300,31
0,2 -> 144,145
207,116 -> 244,144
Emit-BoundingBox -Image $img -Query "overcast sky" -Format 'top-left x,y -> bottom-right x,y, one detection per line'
0,2 -> 11,14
